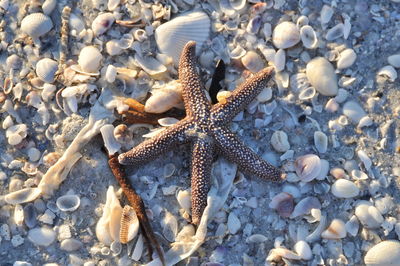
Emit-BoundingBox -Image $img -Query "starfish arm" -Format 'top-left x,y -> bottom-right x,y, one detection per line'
212,126 -> 283,181
211,67 -> 274,126
118,119 -> 191,165
179,41 -> 211,120
190,136 -> 214,225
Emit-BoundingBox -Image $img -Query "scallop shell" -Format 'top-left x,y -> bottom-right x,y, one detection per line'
56,194 -> 81,212
155,11 -> 210,65
364,240 -> 400,266
306,57 -> 338,96
78,46 -> 102,74
294,154 -> 321,182
272,21 -> 300,49
119,205 -> 139,244
92,12 -> 115,36
21,13 -> 53,39
28,227 -> 56,247
36,58 -> 58,83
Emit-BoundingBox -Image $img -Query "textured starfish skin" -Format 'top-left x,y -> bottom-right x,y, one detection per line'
119,41 -> 284,224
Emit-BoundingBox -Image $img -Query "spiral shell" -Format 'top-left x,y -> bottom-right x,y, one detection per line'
21,13 -> 53,39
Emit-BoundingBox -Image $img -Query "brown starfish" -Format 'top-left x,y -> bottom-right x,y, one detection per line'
119,41 -> 285,225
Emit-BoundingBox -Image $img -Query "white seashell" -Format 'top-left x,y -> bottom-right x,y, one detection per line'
131,234 -> 144,261
345,215 -> 359,237
158,117 -> 179,127
294,154 -> 321,182
320,5 -> 334,24
162,211 -> 178,242
325,23 -> 344,41
388,54 -> 400,68
294,240 -> 312,260
69,13 -> 85,34
60,238 -> 83,252
351,169 -> 368,180
355,201 -> 384,229
36,58 -> 58,83
28,227 -> 56,247
364,240 -> 400,266
296,15 -> 309,28
176,224 -> 196,242
331,179 -> 360,198
100,124 -> 121,155
176,189 -> 191,213
314,131 -> 328,153
227,212 -> 241,234
377,65 -> 397,81
290,73 -> 310,92
155,11 -> 210,65
105,65 -> 117,83
41,83 -> 56,102
78,46 -> 102,73
14,204 -> 24,226
21,13 -> 53,39
118,33 -> 134,49
269,248 -> 302,260
42,0 -> 57,15
145,83 -> 182,114
357,115 -> 373,129
337,48 -> 357,69
241,51 -> 264,73
334,88 -> 348,103
133,29 -> 148,42
274,49 -> 285,72
300,25 -> 318,49
270,130 -> 290,152
92,13 -> 115,36
113,124 -> 132,145
5,187 -> 41,204
262,23 -> 272,40
290,197 -> 321,218
108,0 -> 120,11
269,192 -> 294,218
357,150 -> 372,170
56,194 -> 80,212
306,57 -> 338,96
343,101 -> 366,124
134,54 -> 167,77
106,40 -> 123,56
6,54 -> 22,70
272,21 -> 300,49
5,124 -> 27,145
119,205 -> 139,244
325,98 -> 339,112
321,219 -> 346,239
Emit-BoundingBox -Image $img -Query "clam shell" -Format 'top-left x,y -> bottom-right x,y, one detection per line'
78,46 -> 102,73
300,25 -> 318,49
155,11 -> 210,65
321,219 -> 346,239
306,57 -> 338,96
355,201 -> 383,229
92,12 -> 115,36
21,13 -> 53,39
269,192 -> 294,218
272,21 -> 300,49
42,0 -> 57,15
294,154 -> 321,182
36,58 -> 58,83
294,240 -> 312,260
274,49 -> 285,72
119,205 -> 139,244
337,48 -> 357,69
241,51 -> 264,73
56,194 -> 81,212
364,240 -> 400,266
331,179 -> 360,198
290,196 -> 321,218
28,227 -> 56,247
314,131 -> 328,153
343,101 -> 366,124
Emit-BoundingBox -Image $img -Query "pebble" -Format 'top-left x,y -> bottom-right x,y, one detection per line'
343,101 -> 367,124
387,54 -> 400,68
306,57 -> 338,96
28,227 -> 56,246
60,238 -> 83,251
355,202 -> 384,229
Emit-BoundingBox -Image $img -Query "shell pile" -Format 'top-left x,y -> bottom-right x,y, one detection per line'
0,0 -> 399,265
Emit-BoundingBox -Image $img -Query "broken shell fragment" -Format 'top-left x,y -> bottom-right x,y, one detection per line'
241,51 -> 264,73
272,21 -> 300,49
269,192 -> 294,218
364,240 -> 400,266
294,240 -> 312,260
291,196 -> 321,218
306,57 -> 338,96
92,12 -> 115,36
5,188 -> 42,204
21,13 -> 53,39
343,101 -> 366,124
145,81 -> 182,113
331,179 -> 360,198
294,154 -> 321,182
56,194 -> 81,212
321,219 -> 346,239
355,202 -> 383,229
314,131 -> 328,153
36,58 -> 58,83
134,54 -> 167,77
78,46 -> 102,73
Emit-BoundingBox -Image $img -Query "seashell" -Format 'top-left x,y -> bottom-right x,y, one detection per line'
162,211 -> 178,242
5,187 -> 41,205
364,240 -> 400,266
14,204 -> 24,226
158,117 -> 179,127
241,51 -> 264,73
357,116 -> 373,129
337,48 -> 357,69
300,25 -> 318,49
216,91 -> 232,105
176,189 -> 191,213
377,65 -> 397,81
155,11 -> 210,65
43,152 -> 61,167
306,57 -> 338,96
134,53 -> 167,77
119,33 -> 134,49
21,13 -> 53,39
114,124 -> 132,145
325,98 -> 339,112
256,88 -> 272,102
290,73 -> 310,92
274,49 -> 285,72
357,150 -> 372,170
270,130 -> 290,152
342,101 -> 366,124
331,179 -> 360,198
290,196 -> 321,218
56,194 -> 80,212
330,167 -> 346,179
314,131 -> 328,153
272,21 -> 300,49
325,23 -> 344,41
227,212 -> 241,234
36,58 -> 58,83
78,46 -> 102,74
119,205 -> 139,244
229,0 -> 247,10
91,12 -> 115,36
345,215 -> 359,237
41,83 -> 56,102
145,82 -> 182,114
388,54 -> 400,68
42,0 -> 57,15
321,219 -> 346,239
296,15 -> 309,28
106,40 -> 123,56
268,248 -> 302,260
101,124 -> 121,155
28,227 -> 56,247
246,15 -> 262,34
355,201 -> 384,229
6,124 -> 27,146
131,234 -> 144,261
110,240 -> 122,255
320,5 -> 334,24
269,192 -> 294,218
133,29 -> 148,42
69,13 -> 85,34
108,0 -> 120,11
60,238 -> 83,252
294,240 -> 312,260
351,169 -> 368,181
294,154 -> 321,182
6,54 -> 22,70
334,88 -> 348,104
24,203 -> 37,229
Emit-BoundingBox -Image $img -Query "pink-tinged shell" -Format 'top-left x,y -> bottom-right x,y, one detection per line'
290,196 -> 321,218
269,192 -> 294,218
294,154 -> 321,182
91,13 -> 115,36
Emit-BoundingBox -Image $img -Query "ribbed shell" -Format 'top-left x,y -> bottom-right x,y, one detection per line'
36,58 -> 58,83
21,13 -> 53,38
364,240 -> 400,266
119,205 -> 139,244
155,11 -> 210,65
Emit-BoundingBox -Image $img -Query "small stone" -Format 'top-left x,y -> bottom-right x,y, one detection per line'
60,238 -> 83,251
11,235 -> 24,247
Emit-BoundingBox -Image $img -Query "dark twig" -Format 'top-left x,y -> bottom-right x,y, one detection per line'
209,59 -> 226,104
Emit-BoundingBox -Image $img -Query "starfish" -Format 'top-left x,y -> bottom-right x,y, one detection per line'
119,41 -> 285,224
